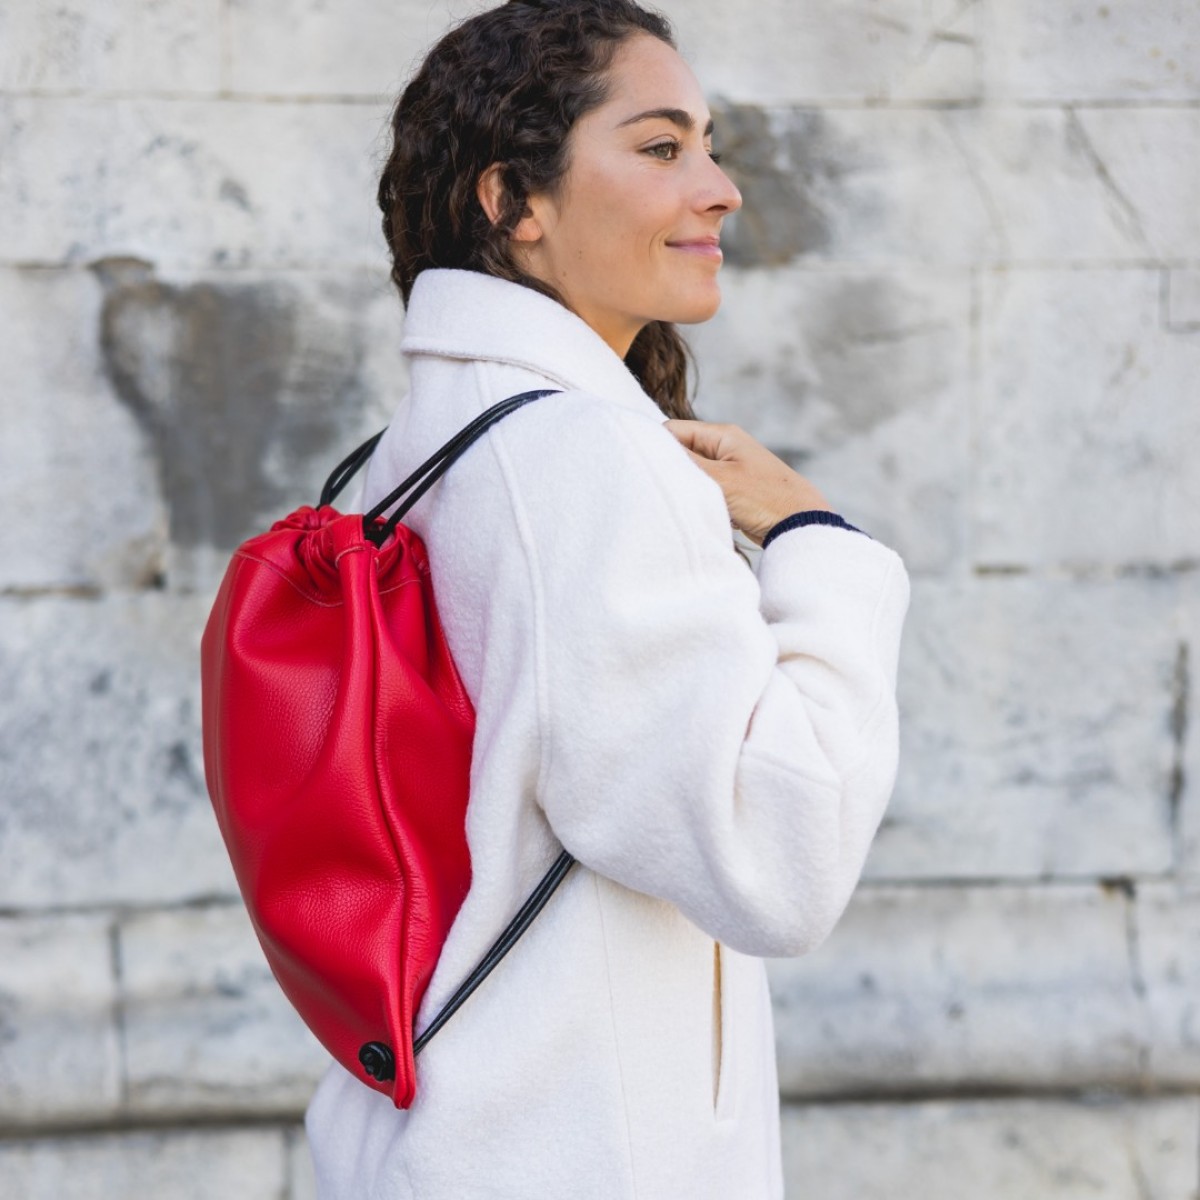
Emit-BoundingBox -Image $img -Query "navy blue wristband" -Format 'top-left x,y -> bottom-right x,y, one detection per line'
761,510 -> 872,550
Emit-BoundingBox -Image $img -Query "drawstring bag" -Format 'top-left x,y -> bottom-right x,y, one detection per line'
200,388 -> 574,1108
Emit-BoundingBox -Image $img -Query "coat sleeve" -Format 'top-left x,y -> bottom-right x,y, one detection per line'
494,391 -> 911,958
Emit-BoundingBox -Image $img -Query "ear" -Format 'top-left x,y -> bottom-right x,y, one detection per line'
476,162 -> 543,244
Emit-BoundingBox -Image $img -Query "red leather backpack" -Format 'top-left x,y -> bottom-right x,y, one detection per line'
200,388 -> 574,1108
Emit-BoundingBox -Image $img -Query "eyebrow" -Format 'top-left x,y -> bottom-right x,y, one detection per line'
615,107 -> 715,137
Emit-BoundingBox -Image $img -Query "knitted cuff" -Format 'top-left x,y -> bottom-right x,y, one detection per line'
761,510 -> 872,550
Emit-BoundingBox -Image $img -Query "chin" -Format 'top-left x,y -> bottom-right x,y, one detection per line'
669,292 -> 723,326
635,279 -> 724,329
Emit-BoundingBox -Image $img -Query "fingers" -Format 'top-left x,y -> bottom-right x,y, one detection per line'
663,418 -> 740,462
677,443 -> 721,478
663,423 -> 717,467
663,417 -> 829,540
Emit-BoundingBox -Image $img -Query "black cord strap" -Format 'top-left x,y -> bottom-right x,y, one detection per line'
319,428 -> 386,508
413,850 -> 577,1056
318,389 -> 563,546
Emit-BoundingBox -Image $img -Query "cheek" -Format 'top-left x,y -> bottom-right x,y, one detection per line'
569,162 -> 672,254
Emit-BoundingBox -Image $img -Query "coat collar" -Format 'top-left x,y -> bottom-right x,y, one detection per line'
400,268 -> 658,417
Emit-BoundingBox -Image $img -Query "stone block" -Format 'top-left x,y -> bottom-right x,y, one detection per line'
226,0 -> 446,97
766,884 -> 1141,1096
1073,110 -> 1200,260
0,914 -> 121,1127
871,575 -> 1180,880
0,593 -> 239,908
0,1128 -> 289,1199
120,906 -> 329,1116
780,1096 -> 1200,1200
976,269 -> 1200,568
1,261 -> 403,593
939,108 -> 1153,263
0,0 -> 222,93
0,266 -> 167,591
714,106 -> 1174,268
90,260 -> 405,592
1166,267 -> 1200,331
984,0 -> 1200,102
689,265 -> 971,574
670,0 -> 979,104
229,0 -> 975,104
0,97 -> 387,269
1180,577 -> 1200,877
288,1128 -> 318,1200
1139,883 -> 1200,1084
712,107 -> 991,268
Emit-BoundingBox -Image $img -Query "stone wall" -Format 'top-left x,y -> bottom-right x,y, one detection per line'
2,1 -> 1197,1196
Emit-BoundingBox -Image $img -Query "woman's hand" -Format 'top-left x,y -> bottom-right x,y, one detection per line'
663,419 -> 834,546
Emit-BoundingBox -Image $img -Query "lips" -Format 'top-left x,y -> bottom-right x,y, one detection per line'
666,236 -> 722,259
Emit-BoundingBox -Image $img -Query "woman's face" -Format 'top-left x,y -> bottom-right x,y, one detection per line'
507,34 -> 743,359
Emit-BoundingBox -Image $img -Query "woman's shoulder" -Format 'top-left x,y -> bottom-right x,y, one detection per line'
490,386 -> 734,547
502,386 -> 660,457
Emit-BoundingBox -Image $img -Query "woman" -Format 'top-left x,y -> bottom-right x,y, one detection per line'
305,1 -> 911,1196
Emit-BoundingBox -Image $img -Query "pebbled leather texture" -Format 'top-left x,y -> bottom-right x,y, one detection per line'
201,503 -> 475,1108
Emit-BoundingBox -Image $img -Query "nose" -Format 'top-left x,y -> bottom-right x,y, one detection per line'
703,156 -> 742,215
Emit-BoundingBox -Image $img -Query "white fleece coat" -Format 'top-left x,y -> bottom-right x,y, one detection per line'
304,268 -> 912,1200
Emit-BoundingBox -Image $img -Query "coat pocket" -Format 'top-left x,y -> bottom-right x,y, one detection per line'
712,940 -> 738,1118
711,940 -> 722,1108
713,940 -> 756,1122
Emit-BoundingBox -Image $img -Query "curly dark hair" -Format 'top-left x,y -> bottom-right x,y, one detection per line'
377,0 -> 698,419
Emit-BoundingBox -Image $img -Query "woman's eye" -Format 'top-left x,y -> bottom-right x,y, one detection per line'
645,140 -> 681,160
644,141 -> 724,165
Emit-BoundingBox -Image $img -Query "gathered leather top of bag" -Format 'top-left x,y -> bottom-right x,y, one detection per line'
199,389 -> 574,1108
